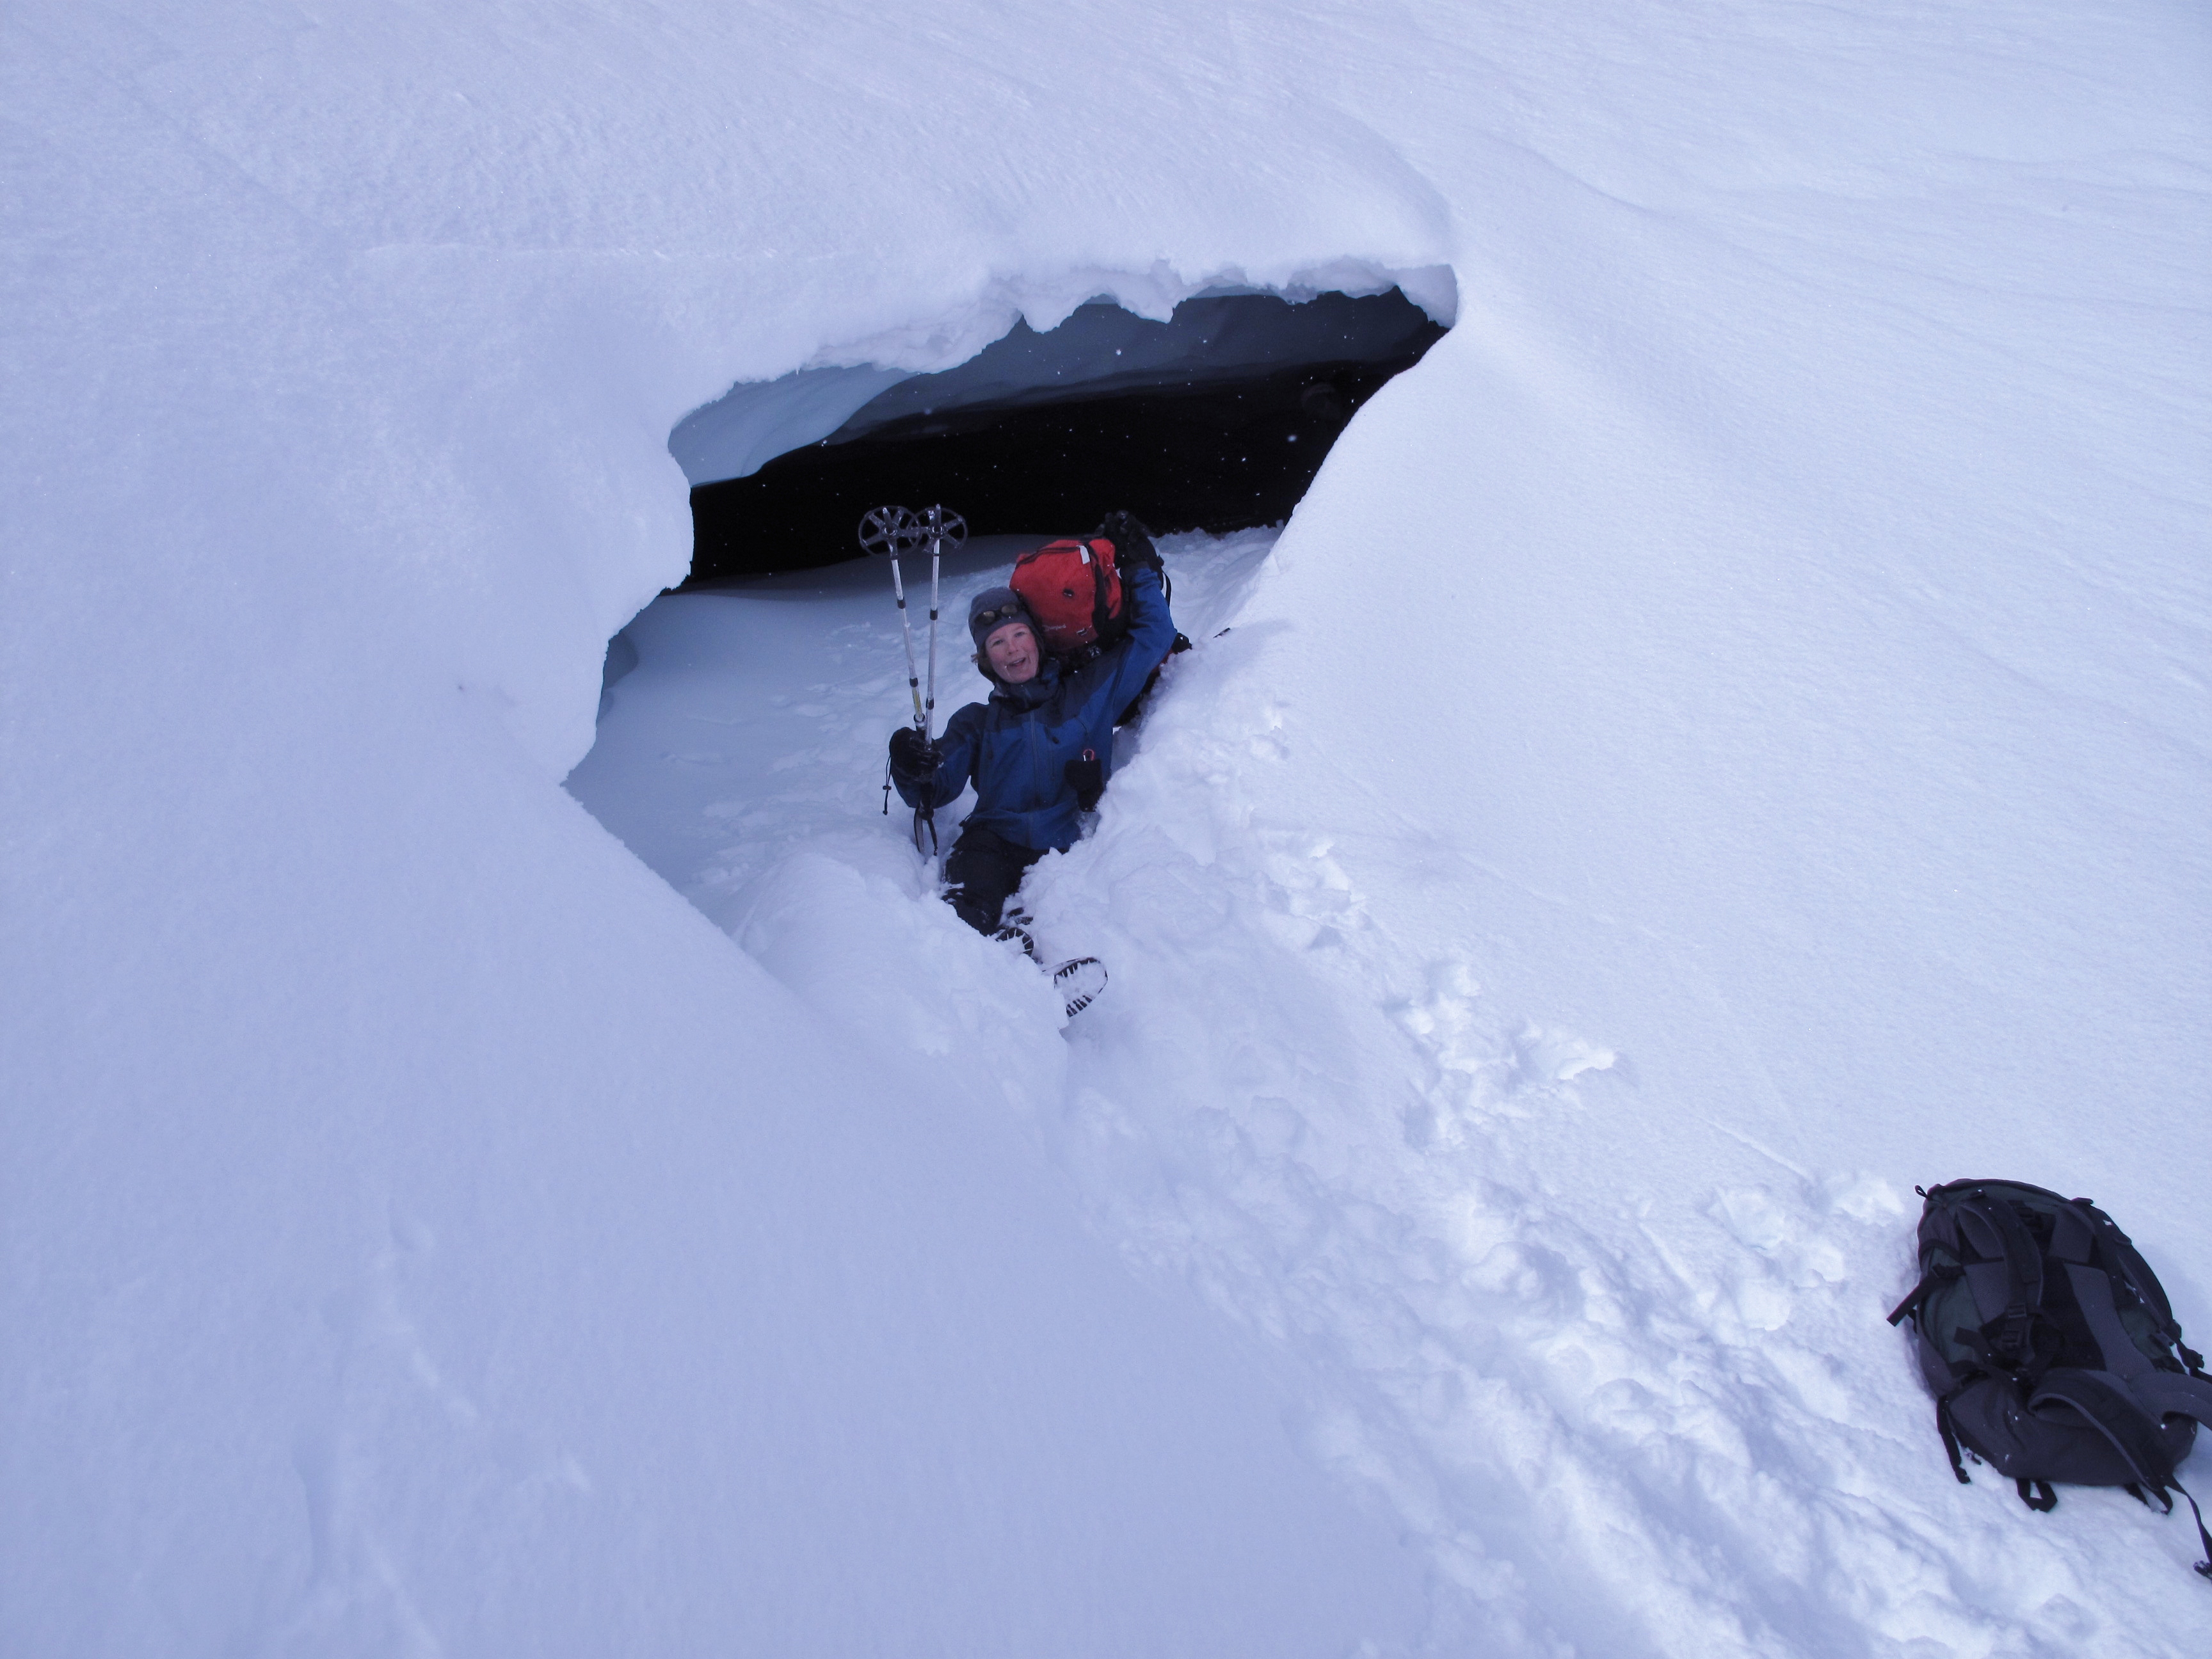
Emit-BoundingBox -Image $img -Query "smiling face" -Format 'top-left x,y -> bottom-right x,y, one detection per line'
984,621 -> 1039,684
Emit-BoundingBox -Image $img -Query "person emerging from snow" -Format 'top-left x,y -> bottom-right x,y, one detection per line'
886,518 -> 1178,943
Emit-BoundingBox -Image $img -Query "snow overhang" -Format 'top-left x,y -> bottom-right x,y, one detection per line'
670,270 -> 1455,581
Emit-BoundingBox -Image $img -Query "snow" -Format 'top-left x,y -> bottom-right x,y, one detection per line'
6,0 -> 2209,1654
669,362 -> 917,490
671,282 -> 1454,485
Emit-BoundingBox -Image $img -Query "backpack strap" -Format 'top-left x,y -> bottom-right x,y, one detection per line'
2033,1370 -> 2212,1576
2045,1201 -> 2097,1264
1887,1267 -> 1956,1330
2042,1258 -> 2212,1580
2172,1480 -> 2212,1579
2131,1369 -> 2212,1429
1887,1258 -> 1976,1345
1088,538 -> 1116,644
2029,1368 -> 2179,1489
2078,1199 -> 2208,1375
2065,1262 -> 2156,1381
1999,1370 -> 2212,1576
2064,1262 -> 2212,1431
1934,1388 -> 1973,1484
2078,1200 -> 2176,1321
1953,1193 -> 2046,1368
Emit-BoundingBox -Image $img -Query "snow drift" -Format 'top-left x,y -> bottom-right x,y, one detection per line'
5,0 -> 2207,1654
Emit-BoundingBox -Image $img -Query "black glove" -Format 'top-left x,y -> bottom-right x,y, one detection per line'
1064,748 -> 1105,812
1098,509 -> 1162,577
888,726 -> 940,785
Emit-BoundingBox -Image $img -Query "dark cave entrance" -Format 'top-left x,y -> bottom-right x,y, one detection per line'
675,288 -> 1447,584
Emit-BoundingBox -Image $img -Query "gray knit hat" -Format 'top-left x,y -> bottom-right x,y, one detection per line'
967,587 -> 1037,652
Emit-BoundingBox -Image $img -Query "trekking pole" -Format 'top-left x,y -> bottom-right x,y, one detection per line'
924,525 -> 940,742
917,506 -> 966,879
917,504 -> 968,749
859,506 -> 937,856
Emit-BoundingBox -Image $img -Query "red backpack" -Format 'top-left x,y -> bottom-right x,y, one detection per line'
1010,536 -> 1125,655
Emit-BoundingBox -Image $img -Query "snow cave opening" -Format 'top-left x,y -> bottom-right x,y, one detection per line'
669,287 -> 1448,585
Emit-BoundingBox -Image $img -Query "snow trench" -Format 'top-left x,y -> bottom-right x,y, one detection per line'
571,515 -> 2209,1655
570,260 -> 2208,1653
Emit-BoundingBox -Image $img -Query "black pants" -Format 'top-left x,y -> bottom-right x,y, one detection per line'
944,824 -> 1045,935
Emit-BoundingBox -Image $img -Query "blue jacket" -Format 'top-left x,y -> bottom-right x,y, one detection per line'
895,563 -> 1177,853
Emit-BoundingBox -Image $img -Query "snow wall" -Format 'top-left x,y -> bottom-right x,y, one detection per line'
4,1 -> 2207,1655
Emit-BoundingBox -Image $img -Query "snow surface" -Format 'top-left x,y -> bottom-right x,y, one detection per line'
6,0 -> 2209,1654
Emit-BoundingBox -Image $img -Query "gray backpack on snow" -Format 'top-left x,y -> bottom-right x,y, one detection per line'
1887,1178 -> 2212,1577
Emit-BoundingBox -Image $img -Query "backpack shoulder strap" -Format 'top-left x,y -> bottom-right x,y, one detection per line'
2077,1199 -> 2205,1370
2131,1370 -> 2212,1430
2065,1261 -> 2156,1381
1952,1192 -> 2046,1364
2065,1256 -> 2212,1395
2060,1261 -> 2212,1429
1088,538 -> 1116,643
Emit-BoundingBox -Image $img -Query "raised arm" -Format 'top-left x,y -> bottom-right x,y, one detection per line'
1083,561 -> 1177,717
